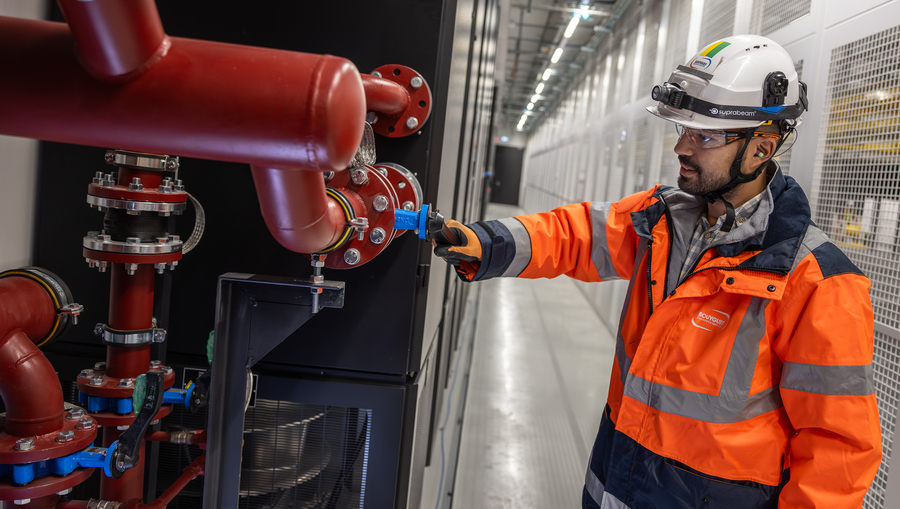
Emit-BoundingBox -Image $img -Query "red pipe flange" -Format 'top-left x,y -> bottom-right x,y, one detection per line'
364,65 -> 432,138
0,467 -> 94,502
372,163 -> 423,240
320,166 -> 399,269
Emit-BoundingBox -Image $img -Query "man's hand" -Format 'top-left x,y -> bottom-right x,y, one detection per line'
432,220 -> 481,265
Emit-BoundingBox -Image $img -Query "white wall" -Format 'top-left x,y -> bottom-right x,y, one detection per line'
0,1 -> 45,269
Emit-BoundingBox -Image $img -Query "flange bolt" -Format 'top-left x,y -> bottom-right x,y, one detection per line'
344,248 -> 361,266
104,151 -> 115,164
94,362 -> 107,371
129,178 -> 143,191
118,378 -> 135,388
76,418 -> 94,430
373,195 -> 389,212
403,201 -> 415,211
125,263 -> 139,276
56,430 -> 75,443
406,117 -> 419,130
150,360 -> 162,369
66,408 -> 85,420
351,167 -> 369,186
410,76 -> 423,89
371,71 -> 382,78
80,369 -> 93,378
13,499 -> 31,505
366,111 -> 378,124
370,228 -> 387,245
90,376 -> 105,386
15,438 -> 34,451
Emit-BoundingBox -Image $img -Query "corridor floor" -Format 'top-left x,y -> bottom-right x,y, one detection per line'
451,204 -> 617,509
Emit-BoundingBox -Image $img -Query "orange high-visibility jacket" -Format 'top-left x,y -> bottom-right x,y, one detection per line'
457,169 -> 881,508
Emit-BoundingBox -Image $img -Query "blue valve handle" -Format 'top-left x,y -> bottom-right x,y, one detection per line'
394,204 -> 430,239
1,445 -> 115,484
163,383 -> 195,407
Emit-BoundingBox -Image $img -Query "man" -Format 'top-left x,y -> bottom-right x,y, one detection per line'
433,35 -> 882,508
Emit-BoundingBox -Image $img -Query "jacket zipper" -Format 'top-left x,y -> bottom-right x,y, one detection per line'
659,194 -> 676,300
646,242 -> 654,317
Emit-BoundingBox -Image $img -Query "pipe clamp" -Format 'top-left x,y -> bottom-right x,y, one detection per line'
95,323 -> 167,346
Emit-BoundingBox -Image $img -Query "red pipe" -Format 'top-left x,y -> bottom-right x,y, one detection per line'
0,16 -> 365,172
250,166 -> 349,253
56,0 -> 169,83
106,264 -> 154,379
0,276 -> 57,343
56,501 -> 87,509
0,331 -> 65,437
360,74 -> 410,115
119,455 -> 205,509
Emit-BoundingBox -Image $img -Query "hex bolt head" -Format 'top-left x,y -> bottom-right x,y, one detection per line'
126,237 -> 140,245
406,117 -> 419,130
90,376 -> 105,386
323,171 -> 335,182
166,159 -> 177,170
351,168 -> 369,186
163,366 -> 174,375
98,261 -> 108,273
129,178 -> 143,191
373,195 -> 389,212
118,378 -> 135,388
167,262 -> 178,271
154,263 -> 166,274
94,361 -> 107,371
117,425 -> 130,431
365,111 -> 378,124
150,360 -> 162,369
13,499 -> 31,505
76,418 -> 94,430
80,369 -> 93,378
402,201 -> 415,211
343,248 -> 361,266
15,438 -> 35,451
57,489 -> 72,496
66,408 -> 85,420
94,323 -> 105,336
370,227 -> 387,245
104,151 -> 115,163
56,430 -> 75,443
371,71 -> 382,78
410,76 -> 423,89
125,263 -> 138,276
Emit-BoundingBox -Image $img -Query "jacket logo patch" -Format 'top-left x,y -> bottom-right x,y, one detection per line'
691,309 -> 730,331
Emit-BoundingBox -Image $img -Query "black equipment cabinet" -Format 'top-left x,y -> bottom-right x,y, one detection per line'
33,1 -> 498,508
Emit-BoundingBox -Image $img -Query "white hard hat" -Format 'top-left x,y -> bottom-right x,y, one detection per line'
646,34 -> 807,130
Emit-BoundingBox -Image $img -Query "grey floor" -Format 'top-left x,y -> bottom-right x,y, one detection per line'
451,204 -> 616,509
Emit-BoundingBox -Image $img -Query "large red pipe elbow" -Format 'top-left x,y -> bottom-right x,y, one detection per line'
56,0 -> 169,83
0,330 -> 65,437
360,74 -> 410,115
0,16 -> 365,172
0,276 -> 57,343
250,166 -> 348,253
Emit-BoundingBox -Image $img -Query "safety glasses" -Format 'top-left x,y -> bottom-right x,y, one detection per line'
675,124 -> 782,149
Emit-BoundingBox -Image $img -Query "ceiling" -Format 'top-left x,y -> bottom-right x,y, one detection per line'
500,0 -> 621,133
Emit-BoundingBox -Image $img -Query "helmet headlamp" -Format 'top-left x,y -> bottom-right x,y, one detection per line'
651,83 -> 686,109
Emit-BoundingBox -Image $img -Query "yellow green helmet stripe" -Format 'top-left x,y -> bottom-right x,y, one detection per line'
701,41 -> 730,57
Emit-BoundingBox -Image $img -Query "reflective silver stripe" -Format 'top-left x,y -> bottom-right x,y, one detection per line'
782,361 -> 875,396
498,217 -> 532,277
590,202 -> 622,281
791,225 -> 829,276
615,334 -> 631,387
624,297 -> 784,423
584,454 -> 606,505
600,491 -> 630,509
613,240 -> 643,386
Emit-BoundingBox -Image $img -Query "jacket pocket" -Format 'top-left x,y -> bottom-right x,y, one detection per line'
657,458 -> 782,509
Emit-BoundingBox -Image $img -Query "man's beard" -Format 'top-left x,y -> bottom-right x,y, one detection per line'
677,155 -> 731,196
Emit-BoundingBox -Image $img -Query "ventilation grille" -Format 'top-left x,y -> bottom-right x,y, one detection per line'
638,1 -> 663,97
749,0 -> 812,36
663,0 -> 692,71
811,23 -> 900,509
699,0 -> 736,49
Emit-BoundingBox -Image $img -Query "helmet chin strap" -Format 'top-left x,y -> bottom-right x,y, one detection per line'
702,127 -> 764,233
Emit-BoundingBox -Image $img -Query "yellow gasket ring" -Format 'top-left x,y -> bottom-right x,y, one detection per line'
0,270 -> 63,348
315,188 -> 356,255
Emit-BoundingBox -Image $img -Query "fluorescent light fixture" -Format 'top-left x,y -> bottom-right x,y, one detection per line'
531,94 -> 540,103
564,16 -> 579,38
542,68 -> 553,80
527,102 -> 535,110
535,83 -> 545,94
551,47 -> 564,63
578,4 -> 590,20
520,114 -> 527,121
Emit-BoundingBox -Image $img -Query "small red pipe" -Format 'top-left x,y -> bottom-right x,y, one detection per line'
0,331 -> 65,437
250,166 -> 349,253
360,74 -> 410,115
56,501 -> 88,509
56,0 -> 169,83
119,455 -> 205,509
0,276 -> 57,343
0,16 -> 365,172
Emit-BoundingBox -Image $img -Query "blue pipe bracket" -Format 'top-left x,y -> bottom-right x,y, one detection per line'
78,390 -> 133,414
0,446 -> 111,485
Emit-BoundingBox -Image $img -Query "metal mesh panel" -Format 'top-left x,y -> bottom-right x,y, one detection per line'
659,126 -> 680,188
663,0 -> 692,72
773,59 -> 804,176
638,1 -> 663,97
811,24 -> 900,509
699,0 -> 736,49
749,0 -> 812,36
630,118 -> 651,195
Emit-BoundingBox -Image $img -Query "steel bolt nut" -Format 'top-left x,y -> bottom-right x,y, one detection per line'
343,248 -> 361,266
90,375 -> 105,386
76,418 -> 94,430
365,111 -> 378,124
166,159 -> 178,171
57,430 -> 75,443
150,360 -> 162,369
98,261 -> 109,272
57,489 -> 72,496
80,369 -> 93,378
15,438 -> 35,451
94,361 -> 107,371
13,499 -> 31,505
402,201 -> 415,211
406,117 -> 419,130
94,323 -> 105,336
371,71 -> 382,78
67,408 -> 85,420
410,76 -> 423,89
125,263 -> 138,276
129,178 -> 143,191
323,171 -> 335,182
118,378 -> 135,388
370,227 -> 387,245
154,263 -> 166,274
351,167 -> 369,186
163,366 -> 174,375
104,151 -> 115,163
126,237 -> 140,245
373,194 -> 389,212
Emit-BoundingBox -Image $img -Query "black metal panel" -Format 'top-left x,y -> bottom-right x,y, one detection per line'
491,146 -> 525,205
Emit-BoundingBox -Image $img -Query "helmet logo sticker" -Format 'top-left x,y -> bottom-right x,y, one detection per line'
690,57 -> 712,70
709,107 -> 755,117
